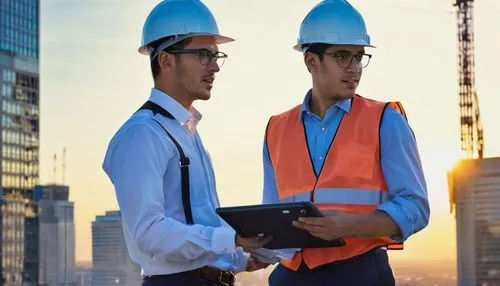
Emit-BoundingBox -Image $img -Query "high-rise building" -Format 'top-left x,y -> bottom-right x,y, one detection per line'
448,157 -> 500,286
23,205 -> 38,286
35,185 -> 75,286
0,0 -> 40,285
75,264 -> 92,286
91,211 -> 141,286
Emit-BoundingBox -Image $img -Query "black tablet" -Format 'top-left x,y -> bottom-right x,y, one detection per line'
216,202 -> 345,249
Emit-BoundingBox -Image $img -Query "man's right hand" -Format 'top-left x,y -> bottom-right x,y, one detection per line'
245,255 -> 271,272
235,234 -> 273,250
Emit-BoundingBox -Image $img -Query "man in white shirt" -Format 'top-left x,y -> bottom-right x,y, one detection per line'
102,1 -> 271,285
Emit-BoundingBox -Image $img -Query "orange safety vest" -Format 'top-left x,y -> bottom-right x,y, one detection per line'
265,95 -> 406,271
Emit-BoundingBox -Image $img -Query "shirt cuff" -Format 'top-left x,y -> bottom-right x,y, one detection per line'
212,227 -> 237,255
377,202 -> 413,242
232,250 -> 250,273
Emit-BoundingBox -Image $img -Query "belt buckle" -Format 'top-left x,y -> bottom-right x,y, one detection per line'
218,271 -> 233,286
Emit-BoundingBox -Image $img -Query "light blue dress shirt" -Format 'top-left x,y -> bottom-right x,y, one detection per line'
263,91 -> 430,242
102,88 -> 248,276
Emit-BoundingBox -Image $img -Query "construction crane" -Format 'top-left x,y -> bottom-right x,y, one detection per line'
455,0 -> 484,159
448,0 -> 484,213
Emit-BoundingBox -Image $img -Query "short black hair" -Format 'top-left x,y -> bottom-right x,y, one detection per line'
150,37 -> 193,80
303,43 -> 333,61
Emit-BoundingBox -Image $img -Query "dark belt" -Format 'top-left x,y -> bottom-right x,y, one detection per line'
144,266 -> 235,286
193,266 -> 235,286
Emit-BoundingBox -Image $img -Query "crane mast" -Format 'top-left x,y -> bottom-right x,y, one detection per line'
454,0 -> 483,159
449,0 -> 484,213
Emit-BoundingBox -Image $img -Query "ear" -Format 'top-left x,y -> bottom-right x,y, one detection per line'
304,52 -> 318,72
158,51 -> 174,72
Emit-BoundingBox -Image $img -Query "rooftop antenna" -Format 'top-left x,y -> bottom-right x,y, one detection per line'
62,147 -> 67,185
53,153 -> 57,184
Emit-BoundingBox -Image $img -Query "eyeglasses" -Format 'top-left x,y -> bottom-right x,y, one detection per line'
167,49 -> 228,67
321,51 -> 372,68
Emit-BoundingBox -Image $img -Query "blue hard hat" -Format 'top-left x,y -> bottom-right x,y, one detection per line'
294,0 -> 373,51
139,0 -> 234,55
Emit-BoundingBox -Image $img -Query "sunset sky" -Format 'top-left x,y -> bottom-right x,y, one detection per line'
39,0 -> 500,263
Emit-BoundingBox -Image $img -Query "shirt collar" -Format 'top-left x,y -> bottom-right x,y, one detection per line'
148,88 -> 202,128
299,89 -> 352,120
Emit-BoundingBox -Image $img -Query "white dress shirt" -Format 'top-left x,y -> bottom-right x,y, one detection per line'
102,88 -> 248,276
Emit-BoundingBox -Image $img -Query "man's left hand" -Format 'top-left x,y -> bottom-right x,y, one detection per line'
245,255 -> 271,272
292,210 -> 356,241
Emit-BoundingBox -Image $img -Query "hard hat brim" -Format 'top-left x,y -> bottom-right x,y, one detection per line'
139,33 -> 235,55
293,43 -> 376,52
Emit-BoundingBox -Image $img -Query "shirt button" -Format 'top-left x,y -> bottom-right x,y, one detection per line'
321,127 -> 326,131
319,157 -> 323,160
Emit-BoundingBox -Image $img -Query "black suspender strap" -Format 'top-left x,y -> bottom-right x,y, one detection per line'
137,101 -> 194,225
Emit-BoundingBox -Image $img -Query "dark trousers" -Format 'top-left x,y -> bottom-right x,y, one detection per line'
142,271 -> 223,286
269,248 -> 395,286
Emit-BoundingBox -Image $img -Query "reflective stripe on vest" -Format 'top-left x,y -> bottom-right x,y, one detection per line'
283,188 -> 392,205
265,95 -> 408,270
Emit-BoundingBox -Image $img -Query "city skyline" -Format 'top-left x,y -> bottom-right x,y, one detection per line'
38,0 -> 500,265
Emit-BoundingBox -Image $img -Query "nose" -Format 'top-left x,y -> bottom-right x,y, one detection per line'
345,58 -> 361,73
206,59 -> 220,73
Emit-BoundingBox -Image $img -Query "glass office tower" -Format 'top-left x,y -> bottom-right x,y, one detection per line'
0,1 -> 40,285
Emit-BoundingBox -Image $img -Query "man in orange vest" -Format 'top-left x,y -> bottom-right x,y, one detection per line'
262,1 -> 430,285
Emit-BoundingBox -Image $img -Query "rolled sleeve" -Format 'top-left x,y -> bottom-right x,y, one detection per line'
378,197 -> 419,242
377,107 -> 430,242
